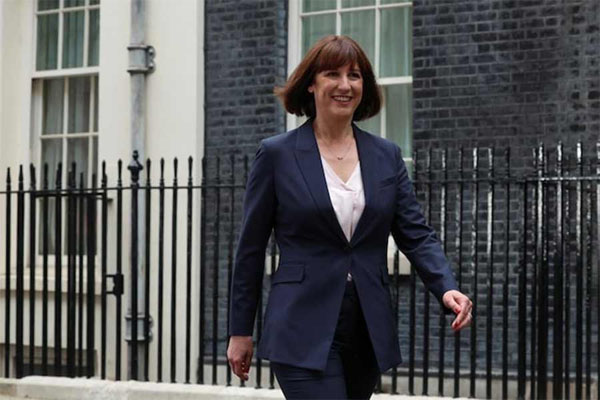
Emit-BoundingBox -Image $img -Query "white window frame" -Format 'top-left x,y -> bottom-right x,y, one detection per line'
33,0 -> 100,75
31,74 -> 99,190
30,0 -> 101,263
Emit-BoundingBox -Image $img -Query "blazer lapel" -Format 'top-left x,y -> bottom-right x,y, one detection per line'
294,119 -> 349,246
350,123 -> 378,247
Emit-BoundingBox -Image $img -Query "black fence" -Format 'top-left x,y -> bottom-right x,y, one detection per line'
0,144 -> 598,399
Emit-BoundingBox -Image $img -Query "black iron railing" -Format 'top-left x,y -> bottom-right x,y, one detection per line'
0,143 -> 598,399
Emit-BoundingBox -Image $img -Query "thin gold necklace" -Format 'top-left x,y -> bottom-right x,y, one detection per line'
316,132 -> 353,160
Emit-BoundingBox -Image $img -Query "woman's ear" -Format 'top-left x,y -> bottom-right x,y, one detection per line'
308,85 -> 314,93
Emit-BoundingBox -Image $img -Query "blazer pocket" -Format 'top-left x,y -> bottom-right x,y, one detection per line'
272,264 -> 305,285
379,175 -> 397,188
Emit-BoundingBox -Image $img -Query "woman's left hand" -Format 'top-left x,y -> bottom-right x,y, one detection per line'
442,290 -> 473,332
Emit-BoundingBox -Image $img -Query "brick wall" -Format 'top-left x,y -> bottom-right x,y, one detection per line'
204,0 -> 287,156
201,0 -> 599,378
203,0 -> 287,358
410,0 -> 600,375
412,0 -> 599,155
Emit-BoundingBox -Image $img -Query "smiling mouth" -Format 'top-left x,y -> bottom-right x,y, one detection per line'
332,96 -> 352,102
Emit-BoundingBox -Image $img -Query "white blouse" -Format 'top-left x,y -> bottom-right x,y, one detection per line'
321,157 -> 365,281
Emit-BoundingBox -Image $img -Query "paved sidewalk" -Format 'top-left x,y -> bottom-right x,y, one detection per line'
0,377 -> 469,400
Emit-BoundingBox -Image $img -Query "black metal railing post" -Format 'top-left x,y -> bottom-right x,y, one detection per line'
502,147 -> 510,400
537,144 -> 548,400
470,148 -> 479,398
596,143 -> 600,400
422,147 -> 432,396
198,156 -> 206,385
438,148 -> 447,397
212,157 -> 221,386
185,157 -> 193,384
486,148 -> 495,399
517,156 -> 527,400
226,154 -> 235,387
15,166 -> 24,378
158,158 -> 165,382
42,164 -> 49,376
596,142 -> 600,400
576,143 -> 584,400
553,144 -> 564,399
408,149 -> 417,396
77,171 -> 85,377
101,161 -> 108,379
54,163 -> 63,375
453,147 -> 464,398
86,173 -> 97,378
4,167 -> 11,378
170,157 -> 178,383
66,166 -> 77,377
115,160 -> 124,380
27,164 -> 37,377
128,151 -> 143,380
144,159 -> 152,382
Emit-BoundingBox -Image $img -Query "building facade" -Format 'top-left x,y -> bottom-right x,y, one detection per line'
0,0 -> 598,393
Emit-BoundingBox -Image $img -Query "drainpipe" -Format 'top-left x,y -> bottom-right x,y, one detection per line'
126,0 -> 155,381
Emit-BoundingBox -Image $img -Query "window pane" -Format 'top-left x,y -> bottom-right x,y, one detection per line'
63,11 -> 85,68
342,0 -> 375,8
88,9 -> 100,66
341,10 -> 375,65
381,6 -> 412,77
42,79 -> 64,135
302,14 -> 336,56
356,115 -> 381,135
93,76 -> 99,131
68,77 -> 91,133
302,0 -> 336,12
36,14 -> 59,70
64,0 -> 84,7
384,84 -> 412,155
40,138 -> 63,254
67,137 -> 91,255
67,137 -> 89,186
90,0 -> 100,5
41,138 -> 63,189
38,0 -> 59,11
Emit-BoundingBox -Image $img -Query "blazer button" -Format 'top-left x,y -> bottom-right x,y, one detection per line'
344,245 -> 351,252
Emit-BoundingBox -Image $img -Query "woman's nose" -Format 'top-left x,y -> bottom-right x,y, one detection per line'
338,75 -> 351,90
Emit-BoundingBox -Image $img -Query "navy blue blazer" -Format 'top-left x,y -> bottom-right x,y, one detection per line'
228,118 -> 458,373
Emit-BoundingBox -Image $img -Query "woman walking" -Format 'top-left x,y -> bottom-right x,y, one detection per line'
227,35 -> 472,399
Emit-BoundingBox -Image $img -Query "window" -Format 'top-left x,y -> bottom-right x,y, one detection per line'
33,0 -> 100,254
36,0 -> 100,71
289,0 -> 413,159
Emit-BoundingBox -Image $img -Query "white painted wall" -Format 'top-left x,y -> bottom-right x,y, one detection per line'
0,0 -> 34,173
0,0 -> 205,383
100,0 -> 205,184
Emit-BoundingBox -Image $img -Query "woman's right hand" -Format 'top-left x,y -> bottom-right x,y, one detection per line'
227,335 -> 253,381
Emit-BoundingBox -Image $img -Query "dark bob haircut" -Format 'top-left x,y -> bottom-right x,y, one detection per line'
274,35 -> 382,121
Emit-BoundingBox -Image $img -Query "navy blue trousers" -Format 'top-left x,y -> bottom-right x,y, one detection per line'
271,278 -> 381,399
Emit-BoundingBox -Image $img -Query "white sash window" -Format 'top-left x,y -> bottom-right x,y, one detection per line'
289,0 -> 413,161
32,0 -> 100,255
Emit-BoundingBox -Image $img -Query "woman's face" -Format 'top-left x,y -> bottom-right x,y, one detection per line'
308,63 -> 363,120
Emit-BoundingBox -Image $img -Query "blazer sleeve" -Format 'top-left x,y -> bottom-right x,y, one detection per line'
228,140 -> 276,336
390,145 -> 458,313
